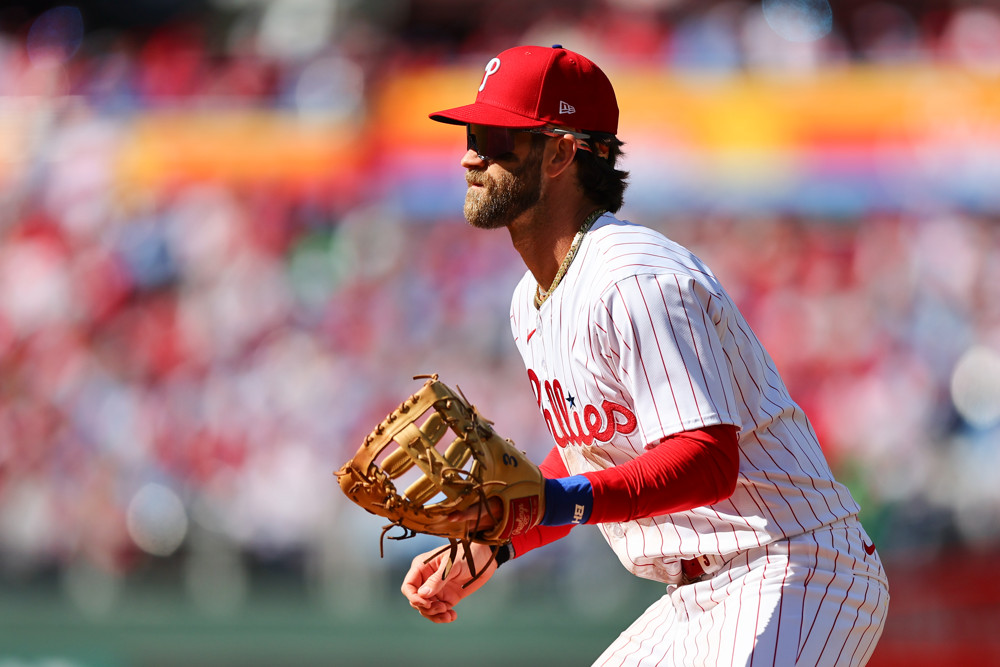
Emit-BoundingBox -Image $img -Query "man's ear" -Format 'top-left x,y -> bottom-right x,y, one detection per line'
542,134 -> 578,179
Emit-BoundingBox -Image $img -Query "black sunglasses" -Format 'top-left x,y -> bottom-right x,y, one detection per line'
466,124 -> 593,162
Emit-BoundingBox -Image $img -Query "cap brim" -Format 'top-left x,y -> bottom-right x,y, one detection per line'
429,102 -> 548,129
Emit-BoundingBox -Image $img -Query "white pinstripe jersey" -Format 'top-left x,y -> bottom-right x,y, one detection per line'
510,214 -> 860,583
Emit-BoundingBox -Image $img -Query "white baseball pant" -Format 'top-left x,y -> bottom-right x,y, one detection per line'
593,516 -> 889,667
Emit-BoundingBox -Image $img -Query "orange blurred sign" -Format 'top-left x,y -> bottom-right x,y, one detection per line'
115,110 -> 364,188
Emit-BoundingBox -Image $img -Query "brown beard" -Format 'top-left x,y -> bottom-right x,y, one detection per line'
463,145 -> 543,230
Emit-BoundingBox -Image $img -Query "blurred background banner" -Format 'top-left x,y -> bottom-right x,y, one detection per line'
1,1 -> 999,665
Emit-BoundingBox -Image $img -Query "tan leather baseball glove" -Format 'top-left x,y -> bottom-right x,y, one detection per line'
336,375 -> 544,578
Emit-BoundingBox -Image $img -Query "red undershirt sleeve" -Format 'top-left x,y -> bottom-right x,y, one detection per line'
509,424 -> 739,558
584,423 -> 740,524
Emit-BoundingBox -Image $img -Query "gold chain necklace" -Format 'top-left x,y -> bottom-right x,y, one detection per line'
534,209 -> 606,309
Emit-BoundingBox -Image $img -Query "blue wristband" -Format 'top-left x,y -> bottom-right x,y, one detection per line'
541,475 -> 594,526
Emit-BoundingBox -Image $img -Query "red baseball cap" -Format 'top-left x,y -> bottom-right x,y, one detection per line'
429,45 -> 619,135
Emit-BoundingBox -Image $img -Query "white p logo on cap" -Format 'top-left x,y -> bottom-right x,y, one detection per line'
479,57 -> 500,92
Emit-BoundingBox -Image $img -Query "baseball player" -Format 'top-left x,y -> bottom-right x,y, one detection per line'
401,45 -> 889,666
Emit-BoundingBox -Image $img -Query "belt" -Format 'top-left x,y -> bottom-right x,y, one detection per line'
680,555 -> 716,585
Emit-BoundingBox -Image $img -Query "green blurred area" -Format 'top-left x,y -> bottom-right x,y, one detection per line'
0,534 -> 658,667
4,542 -> 1000,666
0,572 -> 662,667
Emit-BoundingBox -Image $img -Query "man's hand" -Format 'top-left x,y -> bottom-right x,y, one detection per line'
401,541 -> 499,623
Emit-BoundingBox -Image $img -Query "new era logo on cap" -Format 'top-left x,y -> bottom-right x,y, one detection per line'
429,45 -> 618,134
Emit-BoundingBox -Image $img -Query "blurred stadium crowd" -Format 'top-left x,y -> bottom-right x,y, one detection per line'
1,0 -> 1000,616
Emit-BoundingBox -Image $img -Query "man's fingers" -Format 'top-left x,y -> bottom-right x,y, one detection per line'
411,597 -> 449,614
407,593 -> 434,609
415,551 -> 456,598
427,610 -> 458,624
417,601 -> 458,623
416,572 -> 444,598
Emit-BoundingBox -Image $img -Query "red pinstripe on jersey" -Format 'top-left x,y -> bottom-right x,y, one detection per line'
509,213 -> 860,581
591,517 -> 888,666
